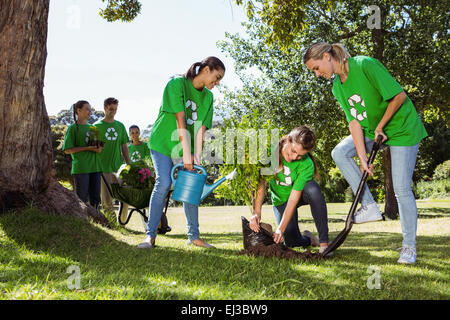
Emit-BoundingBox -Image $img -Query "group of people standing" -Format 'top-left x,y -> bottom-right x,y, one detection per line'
63,97 -> 150,214
64,42 -> 427,265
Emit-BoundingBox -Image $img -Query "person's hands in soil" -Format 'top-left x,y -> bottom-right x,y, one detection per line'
249,214 -> 261,232
273,228 -> 284,244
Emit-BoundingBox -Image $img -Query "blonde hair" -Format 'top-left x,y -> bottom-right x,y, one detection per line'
303,42 -> 351,75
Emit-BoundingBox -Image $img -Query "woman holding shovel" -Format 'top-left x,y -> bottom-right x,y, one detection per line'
303,42 -> 428,264
138,56 -> 225,249
249,126 -> 331,255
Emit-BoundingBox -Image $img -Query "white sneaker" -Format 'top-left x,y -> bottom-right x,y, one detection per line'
397,246 -> 417,264
137,236 -> 155,249
353,203 -> 383,224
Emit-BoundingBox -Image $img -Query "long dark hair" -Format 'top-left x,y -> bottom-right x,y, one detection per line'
276,126 -> 320,180
72,100 -> 89,136
184,56 -> 225,80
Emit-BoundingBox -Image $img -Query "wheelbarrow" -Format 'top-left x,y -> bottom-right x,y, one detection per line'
101,174 -> 172,234
322,135 -> 383,257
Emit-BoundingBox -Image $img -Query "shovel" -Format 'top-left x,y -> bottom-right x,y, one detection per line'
322,135 -> 383,257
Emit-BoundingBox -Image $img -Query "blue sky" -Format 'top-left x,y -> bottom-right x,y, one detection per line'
44,0 -> 248,131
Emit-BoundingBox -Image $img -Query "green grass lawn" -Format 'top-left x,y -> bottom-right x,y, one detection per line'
0,199 -> 449,300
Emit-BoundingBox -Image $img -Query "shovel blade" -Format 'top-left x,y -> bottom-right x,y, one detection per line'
321,222 -> 353,257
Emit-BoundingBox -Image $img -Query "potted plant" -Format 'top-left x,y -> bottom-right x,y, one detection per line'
87,126 -> 105,148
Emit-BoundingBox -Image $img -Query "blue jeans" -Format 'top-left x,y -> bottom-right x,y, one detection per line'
273,180 -> 329,248
146,150 -> 200,241
73,172 -> 102,209
331,135 -> 420,247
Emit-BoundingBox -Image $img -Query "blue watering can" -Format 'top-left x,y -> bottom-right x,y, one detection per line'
170,163 -> 237,205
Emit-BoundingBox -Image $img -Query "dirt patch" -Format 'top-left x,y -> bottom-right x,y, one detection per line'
240,216 -> 323,260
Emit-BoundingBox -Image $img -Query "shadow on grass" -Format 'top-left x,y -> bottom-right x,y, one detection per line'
294,206 -> 450,223
0,208 -> 448,299
418,207 -> 450,214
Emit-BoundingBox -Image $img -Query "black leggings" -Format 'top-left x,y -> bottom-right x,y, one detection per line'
274,180 -> 329,247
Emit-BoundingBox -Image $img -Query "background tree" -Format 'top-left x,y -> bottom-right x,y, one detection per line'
51,124 -> 73,189
0,0 -> 140,223
49,107 -> 105,126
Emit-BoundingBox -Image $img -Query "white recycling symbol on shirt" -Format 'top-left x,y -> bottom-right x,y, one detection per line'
85,131 -> 90,144
277,166 -> 292,186
186,100 -> 198,126
131,151 -> 141,162
348,94 -> 367,122
105,127 -> 118,141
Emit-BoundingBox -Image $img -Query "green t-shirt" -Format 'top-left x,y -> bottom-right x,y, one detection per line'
149,76 -> 214,158
332,56 -> 427,146
269,154 -> 315,207
128,142 -> 151,163
94,119 -> 129,173
62,124 -> 102,175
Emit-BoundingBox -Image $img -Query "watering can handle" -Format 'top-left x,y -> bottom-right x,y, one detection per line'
170,163 -> 207,183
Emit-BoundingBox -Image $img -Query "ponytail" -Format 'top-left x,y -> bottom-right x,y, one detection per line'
184,56 -> 225,80
72,100 -> 89,137
185,62 -> 203,80
331,43 -> 351,75
275,135 -> 289,174
73,103 -> 79,136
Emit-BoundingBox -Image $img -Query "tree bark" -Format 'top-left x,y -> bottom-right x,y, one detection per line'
0,0 -> 108,226
371,4 -> 398,220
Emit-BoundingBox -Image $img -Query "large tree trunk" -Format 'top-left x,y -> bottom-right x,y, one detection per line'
0,0 -> 108,226
371,4 -> 398,220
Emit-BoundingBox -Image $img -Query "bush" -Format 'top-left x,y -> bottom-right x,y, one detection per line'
321,166 -> 347,203
433,160 -> 450,180
414,179 -> 450,199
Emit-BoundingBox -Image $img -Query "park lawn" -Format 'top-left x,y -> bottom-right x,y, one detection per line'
0,200 -> 448,300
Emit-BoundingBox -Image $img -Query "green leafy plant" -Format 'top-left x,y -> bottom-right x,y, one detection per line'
119,160 -> 154,189
214,109 -> 281,213
433,160 -> 450,181
87,126 -> 104,147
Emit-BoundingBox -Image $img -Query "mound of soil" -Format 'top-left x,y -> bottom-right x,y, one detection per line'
240,216 -> 323,260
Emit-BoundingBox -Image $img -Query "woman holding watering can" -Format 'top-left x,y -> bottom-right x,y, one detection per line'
249,126 -> 331,256
138,57 -> 225,249
303,42 -> 427,264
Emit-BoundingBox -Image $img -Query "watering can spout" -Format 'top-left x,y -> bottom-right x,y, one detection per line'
200,168 -> 237,201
